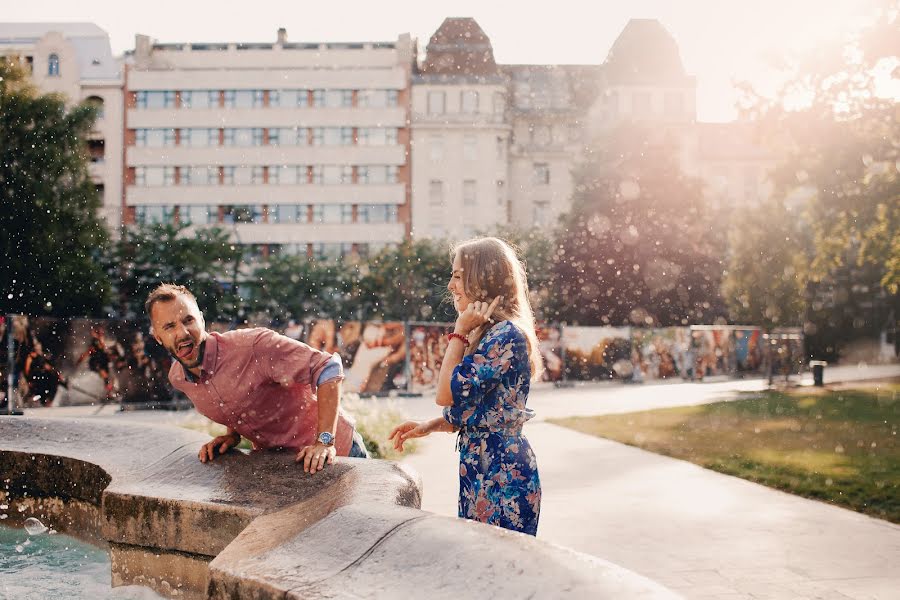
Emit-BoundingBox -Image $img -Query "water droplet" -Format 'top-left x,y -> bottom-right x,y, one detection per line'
24,517 -> 48,535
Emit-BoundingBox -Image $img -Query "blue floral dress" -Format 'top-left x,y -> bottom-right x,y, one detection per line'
442,320 -> 542,536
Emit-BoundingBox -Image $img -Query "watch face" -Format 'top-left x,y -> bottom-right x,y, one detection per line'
318,431 -> 334,445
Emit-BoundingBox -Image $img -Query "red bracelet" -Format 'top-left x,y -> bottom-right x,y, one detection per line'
447,332 -> 469,347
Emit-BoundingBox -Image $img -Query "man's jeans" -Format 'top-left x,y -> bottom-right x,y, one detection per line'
349,429 -> 369,458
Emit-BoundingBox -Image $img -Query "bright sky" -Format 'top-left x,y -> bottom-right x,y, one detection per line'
4,0 -> 880,121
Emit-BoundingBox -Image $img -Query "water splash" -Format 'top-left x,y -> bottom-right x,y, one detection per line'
24,517 -> 48,536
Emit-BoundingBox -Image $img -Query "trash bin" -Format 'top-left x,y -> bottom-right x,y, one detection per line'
810,360 -> 827,387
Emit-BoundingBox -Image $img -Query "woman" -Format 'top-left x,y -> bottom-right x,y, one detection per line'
389,237 -> 543,536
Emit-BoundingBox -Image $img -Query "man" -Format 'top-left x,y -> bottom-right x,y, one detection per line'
146,283 -> 367,474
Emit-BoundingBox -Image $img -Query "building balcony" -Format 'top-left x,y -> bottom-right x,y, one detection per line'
126,183 -> 406,205
126,106 -> 407,129
126,144 -> 407,167
181,222 -> 405,245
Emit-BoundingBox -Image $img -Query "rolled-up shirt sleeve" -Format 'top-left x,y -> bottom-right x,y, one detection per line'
254,329 -> 343,388
316,353 -> 344,385
442,324 -> 519,429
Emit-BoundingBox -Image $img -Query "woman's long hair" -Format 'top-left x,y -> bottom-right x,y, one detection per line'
451,237 -> 543,381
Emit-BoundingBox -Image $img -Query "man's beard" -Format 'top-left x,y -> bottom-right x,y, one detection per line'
169,338 -> 205,370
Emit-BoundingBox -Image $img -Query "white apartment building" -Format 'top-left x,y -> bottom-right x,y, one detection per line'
410,18 -> 511,240
0,23 -> 124,230
124,29 -> 414,261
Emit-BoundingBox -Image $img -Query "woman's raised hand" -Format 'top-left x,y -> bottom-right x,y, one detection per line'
454,296 -> 501,336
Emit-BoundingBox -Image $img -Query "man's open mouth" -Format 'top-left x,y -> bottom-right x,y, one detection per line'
176,340 -> 194,359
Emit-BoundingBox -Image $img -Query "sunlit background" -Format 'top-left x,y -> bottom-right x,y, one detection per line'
1,0 -> 889,121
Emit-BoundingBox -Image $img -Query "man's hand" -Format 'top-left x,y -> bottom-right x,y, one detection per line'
296,442 -> 336,474
199,433 -> 240,463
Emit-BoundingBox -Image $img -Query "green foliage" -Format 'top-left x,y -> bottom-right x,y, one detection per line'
249,253 -> 359,321
721,198 -> 809,329
108,222 -> 241,323
735,0 -> 899,352
0,58 -> 110,316
552,126 -> 726,326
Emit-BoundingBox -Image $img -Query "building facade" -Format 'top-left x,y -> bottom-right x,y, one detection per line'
123,29 -> 414,261
0,23 -> 124,230
410,18 -> 511,240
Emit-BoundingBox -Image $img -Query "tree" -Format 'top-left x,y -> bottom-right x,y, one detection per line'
721,198 -> 808,329
739,0 -> 899,354
552,126 -> 726,327
0,58 -> 110,316
249,253 -> 358,322
358,240 -> 454,322
108,223 -> 241,323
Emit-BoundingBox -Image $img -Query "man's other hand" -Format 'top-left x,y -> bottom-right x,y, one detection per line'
296,442 -> 336,474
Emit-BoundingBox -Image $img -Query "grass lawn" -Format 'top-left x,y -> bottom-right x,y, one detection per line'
550,384 -> 899,523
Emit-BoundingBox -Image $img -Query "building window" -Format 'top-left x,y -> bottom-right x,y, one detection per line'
496,136 -> 505,160
253,90 -> 266,108
222,205 -> 262,224
463,180 -> 477,206
358,89 -> 398,107
223,90 -> 256,109
427,91 -> 445,115
136,91 -> 176,109
358,204 -> 398,224
319,165 -> 353,184
252,166 -> 265,184
358,165 -> 398,184
492,92 -> 505,116
429,180 -> 444,206
358,127 -> 398,146
272,165 -> 306,185
232,167 -> 254,185
316,127 -> 353,146
313,89 -> 352,108
270,204 -> 304,224
181,205 -> 213,225
460,90 -> 479,114
181,128 -> 217,147
181,90 -> 217,109
136,129 -> 176,148
224,128 -> 262,147
463,135 -> 477,160
496,180 -> 506,206
276,89 -> 309,108
47,54 -> 60,76
222,167 -> 235,185
533,163 -> 551,185
533,201 -> 550,226
181,166 -> 218,186
430,136 -> 444,161
134,205 -> 174,225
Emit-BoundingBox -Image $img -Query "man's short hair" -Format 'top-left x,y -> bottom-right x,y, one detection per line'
145,283 -> 197,318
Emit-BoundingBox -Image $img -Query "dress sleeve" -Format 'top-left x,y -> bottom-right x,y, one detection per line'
442,323 -> 523,429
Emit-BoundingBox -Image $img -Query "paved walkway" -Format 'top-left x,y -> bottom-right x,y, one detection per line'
399,366 -> 900,600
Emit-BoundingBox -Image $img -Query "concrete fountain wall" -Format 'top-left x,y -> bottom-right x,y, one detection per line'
0,417 -> 679,599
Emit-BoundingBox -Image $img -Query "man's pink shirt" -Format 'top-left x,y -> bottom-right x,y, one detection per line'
168,328 -> 354,455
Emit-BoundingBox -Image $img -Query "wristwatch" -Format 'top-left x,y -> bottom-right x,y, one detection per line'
317,431 -> 335,446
